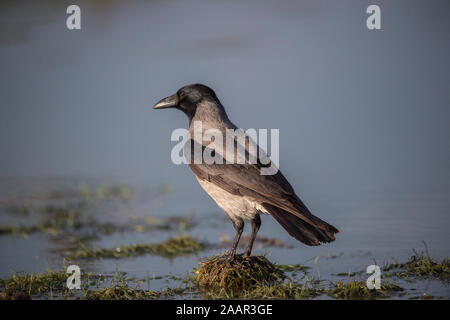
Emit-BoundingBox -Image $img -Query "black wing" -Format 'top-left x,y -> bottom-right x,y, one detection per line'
188,139 -> 339,241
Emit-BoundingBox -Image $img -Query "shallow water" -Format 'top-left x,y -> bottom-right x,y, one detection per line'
0,177 -> 448,299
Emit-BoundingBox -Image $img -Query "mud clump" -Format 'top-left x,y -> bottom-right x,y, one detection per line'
194,254 -> 283,294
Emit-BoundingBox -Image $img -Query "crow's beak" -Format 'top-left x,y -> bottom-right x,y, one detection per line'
153,93 -> 179,109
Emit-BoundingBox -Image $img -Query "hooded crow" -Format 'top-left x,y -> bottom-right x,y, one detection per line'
154,84 -> 339,258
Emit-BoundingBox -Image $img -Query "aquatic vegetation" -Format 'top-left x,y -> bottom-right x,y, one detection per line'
326,280 -> 403,299
0,270 -> 70,298
193,254 -> 327,299
84,274 -> 159,300
323,252 -> 344,259
1,180 -> 449,300
0,206 -> 97,238
165,215 -> 196,232
200,279 -> 323,300
137,215 -> 196,232
193,254 -> 411,300
0,182 -> 193,240
0,223 -> 61,237
1,182 -> 134,213
157,183 -> 174,195
85,285 -> 155,300
96,185 -> 133,201
0,213 -> 193,239
0,269 -> 184,300
383,250 -> 450,281
0,192 -> 140,238
0,199 -> 92,237
0,205 -> 89,237
0,268 -> 110,300
0,200 -> 34,215
0,221 -> 127,238
66,235 -> 210,260
0,291 -> 31,300
85,282 -> 185,300
276,264 -> 310,273
78,182 -> 134,202
241,281 -> 322,299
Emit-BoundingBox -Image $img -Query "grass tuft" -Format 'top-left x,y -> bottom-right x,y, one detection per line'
194,254 -> 283,294
384,250 -> 450,281
0,269 -> 185,300
276,264 -> 310,273
327,280 -> 403,300
0,270 -> 68,298
193,254 -> 326,299
84,275 -> 157,300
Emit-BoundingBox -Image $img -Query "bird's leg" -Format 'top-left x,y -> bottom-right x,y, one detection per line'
244,214 -> 261,257
229,218 -> 244,260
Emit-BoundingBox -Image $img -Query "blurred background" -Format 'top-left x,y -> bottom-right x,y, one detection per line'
0,0 -> 449,297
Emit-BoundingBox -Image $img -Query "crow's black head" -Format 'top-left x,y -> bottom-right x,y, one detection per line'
153,84 -> 218,119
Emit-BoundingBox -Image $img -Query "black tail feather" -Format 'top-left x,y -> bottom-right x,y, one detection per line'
264,204 -> 338,246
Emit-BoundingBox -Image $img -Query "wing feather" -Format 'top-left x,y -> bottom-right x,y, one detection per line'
188,139 -> 338,234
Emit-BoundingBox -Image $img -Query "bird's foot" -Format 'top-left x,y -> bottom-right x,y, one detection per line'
223,250 -> 240,262
226,253 -> 236,262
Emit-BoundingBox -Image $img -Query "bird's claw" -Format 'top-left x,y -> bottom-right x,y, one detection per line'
223,250 -> 238,262
227,253 -> 236,262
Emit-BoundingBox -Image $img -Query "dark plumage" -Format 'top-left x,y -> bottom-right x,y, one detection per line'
154,84 -> 338,258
